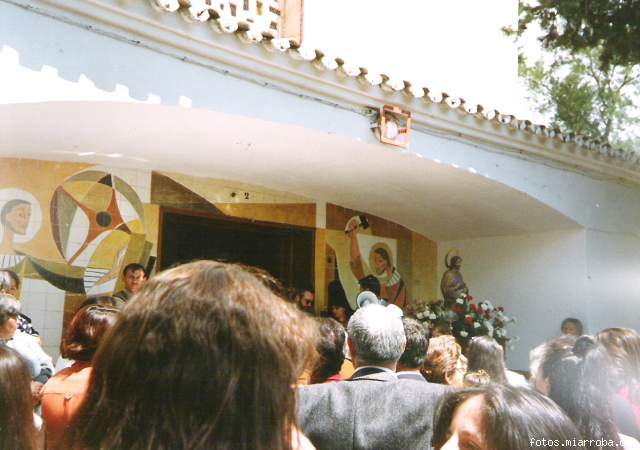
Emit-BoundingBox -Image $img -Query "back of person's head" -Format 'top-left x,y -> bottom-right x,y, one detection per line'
541,335 -> 619,449
398,318 -> 428,370
0,293 -> 20,326
432,322 -> 451,337
358,275 -> 380,297
347,304 -> 405,366
238,264 -> 288,299
433,384 -> 581,450
0,347 -> 36,450
596,327 -> 640,403
79,295 -> 125,309
310,318 -> 346,384
60,305 -> 120,362
68,260 -> 316,450
423,335 -> 462,385
530,335 -> 576,390
463,369 -> 491,387
466,336 -> 508,384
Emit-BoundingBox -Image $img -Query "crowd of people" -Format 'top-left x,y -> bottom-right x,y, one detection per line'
0,262 -> 639,450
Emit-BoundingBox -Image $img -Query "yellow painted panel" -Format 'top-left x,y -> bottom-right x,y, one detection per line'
0,158 -> 90,262
314,229 -> 326,313
63,180 -> 100,204
411,231 -> 438,302
143,204 -> 160,253
215,203 -> 315,228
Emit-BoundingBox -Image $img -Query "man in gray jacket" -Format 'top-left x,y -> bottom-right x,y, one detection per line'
297,304 -> 445,450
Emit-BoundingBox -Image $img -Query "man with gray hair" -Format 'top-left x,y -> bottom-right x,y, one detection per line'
297,304 -> 445,450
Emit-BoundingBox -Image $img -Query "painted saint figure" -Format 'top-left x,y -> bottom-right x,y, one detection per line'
0,199 -> 31,255
0,199 -> 33,269
440,253 -> 468,307
347,219 -> 406,309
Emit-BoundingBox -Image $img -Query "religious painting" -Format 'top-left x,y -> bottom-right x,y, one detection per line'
325,204 -> 412,311
0,188 -> 42,269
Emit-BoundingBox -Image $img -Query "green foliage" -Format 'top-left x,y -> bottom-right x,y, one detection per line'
519,48 -> 640,146
507,0 -> 640,69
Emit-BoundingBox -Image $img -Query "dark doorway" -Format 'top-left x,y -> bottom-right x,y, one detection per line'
159,209 -> 315,290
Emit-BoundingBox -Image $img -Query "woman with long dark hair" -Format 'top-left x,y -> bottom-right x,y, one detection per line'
466,335 -> 508,384
67,260 -> 316,450
309,318 -> 346,384
0,346 -> 37,450
432,384 -> 581,450
539,335 -> 640,450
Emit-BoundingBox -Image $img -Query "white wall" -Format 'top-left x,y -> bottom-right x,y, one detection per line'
438,229 -> 588,370
586,230 -> 640,332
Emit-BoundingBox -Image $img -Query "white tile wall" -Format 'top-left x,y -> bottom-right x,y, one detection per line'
316,201 -> 326,229
20,278 -> 65,360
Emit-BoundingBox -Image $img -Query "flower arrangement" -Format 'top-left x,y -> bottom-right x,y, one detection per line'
412,293 -> 516,347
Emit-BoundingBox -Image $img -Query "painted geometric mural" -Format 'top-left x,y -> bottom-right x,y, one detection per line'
0,188 -> 42,269
0,158 -> 437,359
0,167 -> 153,297
47,170 -> 153,295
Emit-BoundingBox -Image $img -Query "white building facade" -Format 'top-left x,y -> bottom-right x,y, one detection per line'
1,0 -> 639,369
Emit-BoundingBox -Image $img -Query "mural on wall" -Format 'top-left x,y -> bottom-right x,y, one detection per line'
0,188 -> 43,269
0,158 -> 438,357
325,205 -> 413,311
0,169 -> 154,296
50,170 -> 153,296
346,215 -> 406,307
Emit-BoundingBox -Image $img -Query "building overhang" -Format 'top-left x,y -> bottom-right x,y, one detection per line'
4,0 -> 638,186
0,101 -> 580,241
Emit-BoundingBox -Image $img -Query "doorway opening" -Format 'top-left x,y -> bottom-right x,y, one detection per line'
159,208 -> 315,290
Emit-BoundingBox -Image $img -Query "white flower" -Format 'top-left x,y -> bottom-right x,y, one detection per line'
429,313 -> 437,320
456,298 -> 464,305
484,321 -> 494,336
483,300 -> 494,310
416,312 -> 424,319
473,321 -> 481,329
460,330 -> 469,337
495,328 -> 504,337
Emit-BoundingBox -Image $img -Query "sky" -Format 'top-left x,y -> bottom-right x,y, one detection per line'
303,0 -> 538,120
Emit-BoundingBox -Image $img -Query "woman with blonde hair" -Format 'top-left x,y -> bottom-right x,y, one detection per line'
67,261 -> 316,450
423,335 -> 465,387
